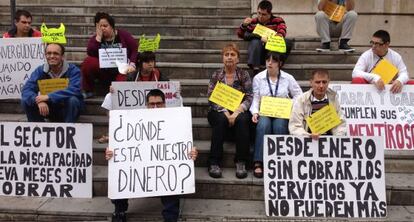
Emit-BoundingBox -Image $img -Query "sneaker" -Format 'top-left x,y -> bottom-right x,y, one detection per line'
112,211 -> 126,222
339,43 -> 355,52
235,162 -> 247,179
208,165 -> 222,178
316,42 -> 330,52
82,91 -> 94,99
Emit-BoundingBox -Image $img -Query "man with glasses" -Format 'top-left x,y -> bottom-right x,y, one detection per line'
352,30 -> 411,93
3,9 -> 41,38
237,0 -> 287,74
315,0 -> 357,52
21,43 -> 83,122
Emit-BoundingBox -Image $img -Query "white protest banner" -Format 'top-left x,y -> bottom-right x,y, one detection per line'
108,107 -> 195,199
0,37 -> 45,99
264,135 -> 386,218
330,84 -> 414,150
0,122 -> 93,198
111,81 -> 182,109
99,48 -> 127,68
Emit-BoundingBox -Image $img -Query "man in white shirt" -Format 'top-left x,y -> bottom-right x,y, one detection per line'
352,30 -> 411,94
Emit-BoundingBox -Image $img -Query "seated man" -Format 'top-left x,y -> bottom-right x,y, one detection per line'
289,69 -> 346,139
21,43 -> 83,123
105,89 -> 198,222
315,0 -> 357,52
237,0 -> 287,73
3,9 -> 41,38
352,30 -> 412,94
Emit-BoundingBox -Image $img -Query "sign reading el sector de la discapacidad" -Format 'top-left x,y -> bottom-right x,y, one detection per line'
264,135 -> 386,218
0,122 -> 93,198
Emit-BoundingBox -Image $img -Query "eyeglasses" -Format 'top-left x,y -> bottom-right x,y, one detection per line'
46,52 -> 61,56
369,41 -> 385,47
257,11 -> 270,17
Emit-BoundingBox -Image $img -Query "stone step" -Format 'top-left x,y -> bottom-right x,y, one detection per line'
1,196 -> 413,221
64,47 -> 360,64
93,165 -> 414,205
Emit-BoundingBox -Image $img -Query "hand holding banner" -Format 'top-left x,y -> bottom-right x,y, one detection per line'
208,82 -> 244,112
41,23 -> 67,44
371,58 -> 399,84
252,24 -> 276,39
323,1 -> 346,23
305,104 -> 342,134
259,96 -> 292,119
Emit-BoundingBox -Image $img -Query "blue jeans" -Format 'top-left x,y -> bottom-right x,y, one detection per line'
22,96 -> 82,123
254,116 -> 289,162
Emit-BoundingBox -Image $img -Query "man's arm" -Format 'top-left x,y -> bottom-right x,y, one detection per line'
21,66 -> 43,106
345,0 -> 355,11
288,98 -> 311,136
352,52 -> 381,83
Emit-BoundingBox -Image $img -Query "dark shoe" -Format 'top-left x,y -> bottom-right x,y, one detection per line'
235,162 -> 247,179
316,42 -> 330,52
112,211 -> 126,222
339,43 -> 355,52
253,162 -> 263,178
208,165 -> 222,178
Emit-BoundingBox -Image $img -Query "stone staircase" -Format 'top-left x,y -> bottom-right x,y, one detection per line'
1,0 -> 414,221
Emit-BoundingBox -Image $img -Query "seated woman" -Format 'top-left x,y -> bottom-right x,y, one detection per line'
81,12 -> 137,98
250,51 -> 303,178
207,43 -> 253,179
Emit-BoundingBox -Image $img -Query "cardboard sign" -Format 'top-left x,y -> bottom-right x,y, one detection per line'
138,34 -> 161,52
265,35 -> 286,53
323,1 -> 346,23
108,107 -> 195,199
330,84 -> 414,150
259,96 -> 292,119
305,104 -> 342,134
0,37 -> 45,99
371,58 -> 399,84
252,24 -> 276,38
41,23 -> 66,44
0,122 -> 93,198
110,81 -> 182,110
37,78 -> 69,95
208,82 -> 244,112
264,135 -> 387,218
99,48 -> 127,68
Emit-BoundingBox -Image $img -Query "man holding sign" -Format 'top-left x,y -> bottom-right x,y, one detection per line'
21,43 -> 83,123
237,0 -> 287,74
289,69 -> 346,139
315,0 -> 357,52
352,30 -> 412,93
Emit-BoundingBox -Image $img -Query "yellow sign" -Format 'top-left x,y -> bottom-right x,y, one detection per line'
208,82 -> 244,112
323,1 -> 346,23
305,104 -> 342,134
259,96 -> 292,119
265,35 -> 286,53
138,34 -> 161,52
252,24 -> 276,38
38,78 -> 69,95
371,58 -> 399,84
41,23 -> 67,44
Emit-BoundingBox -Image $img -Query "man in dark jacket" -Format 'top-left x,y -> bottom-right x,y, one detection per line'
21,43 -> 83,123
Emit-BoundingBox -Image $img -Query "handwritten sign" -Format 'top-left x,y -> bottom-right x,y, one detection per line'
209,82 -> 244,112
371,58 -> 399,84
252,24 -> 276,38
265,35 -> 286,53
0,122 -> 93,198
305,104 -> 342,134
323,1 -> 346,22
37,78 -> 69,95
108,107 -> 195,199
259,96 -> 292,119
138,34 -> 161,52
109,81 -> 182,110
0,37 -> 45,99
330,84 -> 414,150
264,135 -> 387,218
41,23 -> 66,44
99,48 -> 127,68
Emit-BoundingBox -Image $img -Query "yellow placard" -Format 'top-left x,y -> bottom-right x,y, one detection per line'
259,96 -> 293,119
38,78 -> 69,95
323,1 -> 346,23
252,24 -> 276,39
138,34 -> 161,52
41,23 -> 67,44
371,58 -> 399,84
265,35 -> 286,53
305,104 -> 342,134
208,82 -> 244,112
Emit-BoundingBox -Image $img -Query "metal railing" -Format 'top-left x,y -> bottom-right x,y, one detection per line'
10,0 -> 16,28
